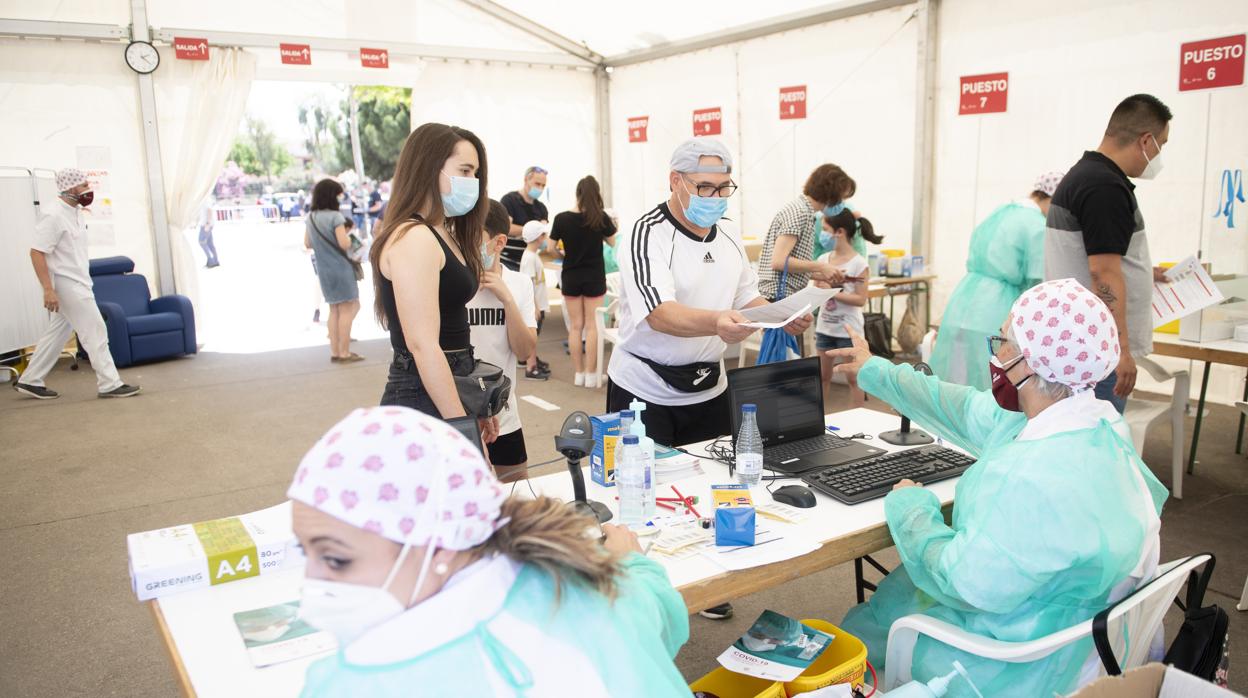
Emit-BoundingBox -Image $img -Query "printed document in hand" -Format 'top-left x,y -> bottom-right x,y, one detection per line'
739,286 -> 839,326
1151,256 -> 1224,328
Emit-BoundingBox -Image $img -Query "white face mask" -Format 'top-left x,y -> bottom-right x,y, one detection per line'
1138,134 -> 1164,180
742,634 -> 780,653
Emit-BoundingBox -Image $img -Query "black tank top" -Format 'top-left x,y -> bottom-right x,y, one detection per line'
380,221 -> 478,353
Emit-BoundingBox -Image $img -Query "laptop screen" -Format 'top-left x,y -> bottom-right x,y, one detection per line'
726,357 -> 826,447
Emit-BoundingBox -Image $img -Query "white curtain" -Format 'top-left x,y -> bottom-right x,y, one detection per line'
154,47 -> 256,313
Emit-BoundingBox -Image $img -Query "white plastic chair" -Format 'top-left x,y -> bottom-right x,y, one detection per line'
1237,402 -> 1248,612
593,297 -> 620,387
883,555 -> 1211,691
1123,356 -> 1190,499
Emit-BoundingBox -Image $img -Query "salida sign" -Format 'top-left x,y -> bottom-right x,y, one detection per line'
779,85 -> 806,120
360,48 -> 389,69
173,37 -> 209,61
959,72 -> 1008,115
1179,34 -> 1245,91
627,116 -> 648,143
280,43 -> 311,65
693,107 -> 722,136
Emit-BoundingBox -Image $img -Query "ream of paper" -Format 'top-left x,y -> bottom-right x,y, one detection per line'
1151,256 -> 1225,328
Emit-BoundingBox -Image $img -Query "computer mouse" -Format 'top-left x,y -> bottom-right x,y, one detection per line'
771,485 -> 817,509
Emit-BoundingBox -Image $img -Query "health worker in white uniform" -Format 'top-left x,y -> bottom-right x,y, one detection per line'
606,139 -> 813,448
15,168 -> 140,400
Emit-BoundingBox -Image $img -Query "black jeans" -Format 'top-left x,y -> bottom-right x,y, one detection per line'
605,378 -> 732,448
380,348 -> 475,417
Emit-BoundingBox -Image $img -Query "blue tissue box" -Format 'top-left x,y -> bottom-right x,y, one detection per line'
590,412 -> 622,487
715,507 -> 756,546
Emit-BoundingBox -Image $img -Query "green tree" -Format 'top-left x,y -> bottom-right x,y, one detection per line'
227,139 -> 261,177
298,98 -> 346,174
335,86 -> 411,181
244,116 -> 294,183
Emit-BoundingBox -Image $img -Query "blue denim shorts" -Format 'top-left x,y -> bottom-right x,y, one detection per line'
816,333 -> 853,351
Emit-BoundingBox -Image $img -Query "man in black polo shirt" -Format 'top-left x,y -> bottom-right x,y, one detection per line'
500,166 -> 549,272
1045,94 -> 1172,413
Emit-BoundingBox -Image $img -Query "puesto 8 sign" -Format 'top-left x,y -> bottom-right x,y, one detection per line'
627,116 -> 649,143
693,108 -> 722,136
959,72 -> 1009,115
1179,34 -> 1246,91
280,43 -> 311,65
779,85 -> 807,120
173,37 -> 209,60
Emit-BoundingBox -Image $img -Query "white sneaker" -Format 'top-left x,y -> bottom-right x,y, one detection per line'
574,372 -> 585,387
585,373 -> 599,389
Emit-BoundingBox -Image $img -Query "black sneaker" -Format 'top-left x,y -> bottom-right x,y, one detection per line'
524,367 -> 550,381
99,384 -> 141,398
14,383 -> 58,400
698,602 -> 734,620
536,358 -> 550,371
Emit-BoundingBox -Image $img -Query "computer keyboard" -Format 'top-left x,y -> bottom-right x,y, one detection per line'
801,445 -> 976,505
765,433 -> 854,460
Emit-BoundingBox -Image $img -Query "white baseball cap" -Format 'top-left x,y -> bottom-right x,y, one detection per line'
669,138 -> 733,174
521,220 -> 547,243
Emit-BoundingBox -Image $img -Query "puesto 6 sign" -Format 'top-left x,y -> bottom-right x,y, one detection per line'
627,116 -> 649,143
959,72 -> 1008,115
693,108 -> 722,136
360,48 -> 389,69
779,85 -> 807,120
173,37 -> 209,61
1179,34 -> 1245,91
280,43 -> 311,65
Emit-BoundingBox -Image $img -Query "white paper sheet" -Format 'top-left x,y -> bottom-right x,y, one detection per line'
1151,256 -> 1225,328
740,286 -> 839,324
739,304 -> 811,329
700,524 -> 821,572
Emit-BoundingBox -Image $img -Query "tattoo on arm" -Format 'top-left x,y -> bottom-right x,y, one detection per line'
1094,281 -> 1117,308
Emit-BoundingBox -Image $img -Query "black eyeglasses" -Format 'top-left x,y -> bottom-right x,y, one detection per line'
684,176 -> 738,198
985,334 -> 1010,358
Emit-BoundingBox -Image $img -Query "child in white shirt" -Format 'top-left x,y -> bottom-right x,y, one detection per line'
519,221 -> 551,379
813,210 -> 882,408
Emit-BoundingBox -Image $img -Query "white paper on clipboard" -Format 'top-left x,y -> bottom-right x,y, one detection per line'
1151,256 -> 1224,328
739,286 -> 839,325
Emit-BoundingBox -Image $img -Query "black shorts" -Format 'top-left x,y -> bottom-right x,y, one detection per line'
561,272 -> 606,298
605,378 -> 732,447
486,428 -> 528,466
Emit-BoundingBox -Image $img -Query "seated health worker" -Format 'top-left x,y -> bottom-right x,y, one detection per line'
829,278 -> 1167,697
288,406 -> 691,697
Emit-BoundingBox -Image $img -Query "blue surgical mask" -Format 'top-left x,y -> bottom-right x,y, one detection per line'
818,229 -> 835,250
480,241 -> 496,270
527,186 -> 543,200
441,172 -> 479,217
679,179 -> 727,228
824,202 -> 846,217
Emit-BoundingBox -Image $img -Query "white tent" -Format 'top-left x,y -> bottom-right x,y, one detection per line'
2,0 -> 1246,401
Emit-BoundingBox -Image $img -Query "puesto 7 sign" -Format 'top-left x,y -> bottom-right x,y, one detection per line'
280,43 -> 311,65
959,72 -> 1008,115
693,107 -> 722,136
1179,34 -> 1245,91
627,116 -> 649,143
779,85 -> 807,120
173,37 -> 209,61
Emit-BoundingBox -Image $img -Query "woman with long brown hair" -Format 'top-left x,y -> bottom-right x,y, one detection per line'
372,123 -> 492,437
549,175 -> 615,388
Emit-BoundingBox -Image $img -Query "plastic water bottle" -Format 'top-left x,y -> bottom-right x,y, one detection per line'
736,404 -> 764,487
617,435 -> 646,525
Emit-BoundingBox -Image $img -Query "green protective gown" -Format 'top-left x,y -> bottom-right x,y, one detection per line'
840,358 -> 1168,698
301,554 -> 692,697
928,202 -> 1046,390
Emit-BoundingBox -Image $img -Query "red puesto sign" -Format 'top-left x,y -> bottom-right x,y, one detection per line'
173,37 -> 209,61
693,108 -> 722,136
779,85 -> 807,120
627,116 -> 649,143
360,48 -> 389,69
280,43 -> 311,65
1179,34 -> 1245,91
959,72 -> 1008,115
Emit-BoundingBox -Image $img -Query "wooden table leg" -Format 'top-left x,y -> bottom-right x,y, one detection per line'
1187,361 -> 1212,475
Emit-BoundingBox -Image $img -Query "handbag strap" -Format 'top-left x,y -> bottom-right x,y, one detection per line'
311,214 -> 354,264
1092,553 -> 1215,675
776,254 -> 791,301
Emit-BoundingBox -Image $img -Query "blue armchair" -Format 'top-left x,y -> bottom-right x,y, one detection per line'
88,256 -> 196,367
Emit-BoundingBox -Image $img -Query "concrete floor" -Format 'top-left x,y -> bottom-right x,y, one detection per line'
2,306 -> 1245,696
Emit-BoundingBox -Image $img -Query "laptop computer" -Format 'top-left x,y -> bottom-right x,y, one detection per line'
727,357 -> 885,474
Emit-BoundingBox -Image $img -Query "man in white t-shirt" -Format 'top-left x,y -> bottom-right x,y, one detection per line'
469,201 -> 538,475
15,168 -> 140,400
607,139 -> 812,448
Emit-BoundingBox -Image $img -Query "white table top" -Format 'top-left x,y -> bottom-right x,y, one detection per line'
153,407 -> 961,698
1152,331 -> 1248,354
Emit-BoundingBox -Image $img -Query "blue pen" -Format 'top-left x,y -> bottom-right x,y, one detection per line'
825,425 -> 840,432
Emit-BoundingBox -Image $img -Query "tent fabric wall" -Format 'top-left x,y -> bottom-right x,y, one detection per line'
406,60 -> 597,216
607,5 -> 917,249
0,38 -> 158,285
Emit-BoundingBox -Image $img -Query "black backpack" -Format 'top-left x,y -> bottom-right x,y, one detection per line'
1163,555 -> 1230,687
862,312 -> 894,359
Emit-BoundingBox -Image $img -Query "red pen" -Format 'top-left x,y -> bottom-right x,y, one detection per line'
672,486 -> 700,518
